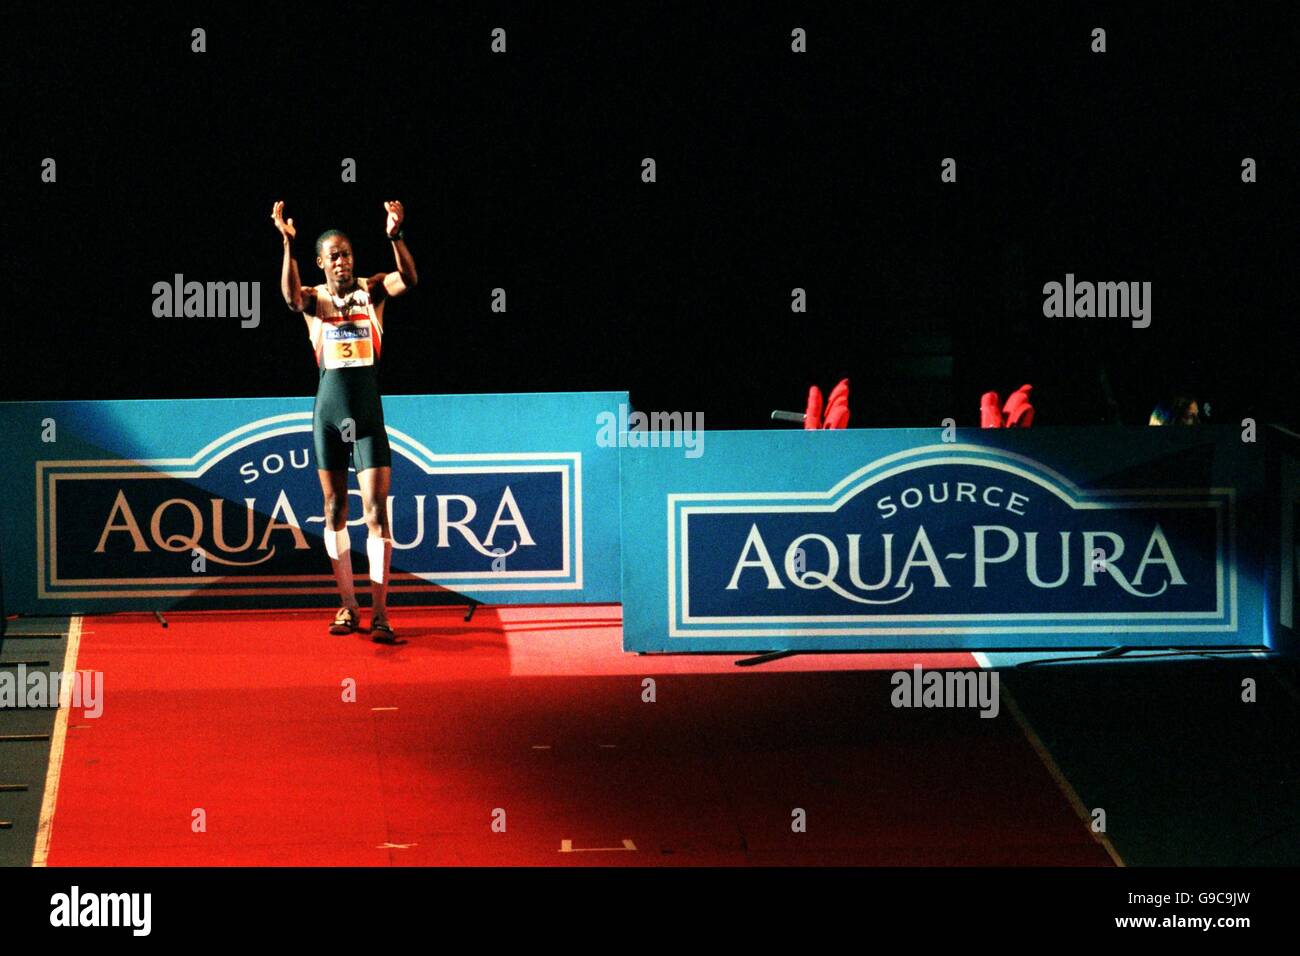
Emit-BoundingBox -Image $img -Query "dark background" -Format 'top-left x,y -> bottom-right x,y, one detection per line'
7,3 -> 1297,428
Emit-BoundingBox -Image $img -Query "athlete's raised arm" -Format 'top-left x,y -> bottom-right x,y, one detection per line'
382,200 -> 418,297
272,201 -> 316,313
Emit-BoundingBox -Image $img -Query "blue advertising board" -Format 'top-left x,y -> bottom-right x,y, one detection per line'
621,427 -> 1271,652
0,392 -> 626,613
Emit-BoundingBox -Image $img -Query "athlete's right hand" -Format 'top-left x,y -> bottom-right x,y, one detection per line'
271,200 -> 296,240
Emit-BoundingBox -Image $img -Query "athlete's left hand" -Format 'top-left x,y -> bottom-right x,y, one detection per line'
384,201 -> 405,237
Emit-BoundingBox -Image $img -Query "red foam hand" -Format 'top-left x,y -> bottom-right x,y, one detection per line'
804,385 -> 824,429
980,391 -> 1004,429
826,378 -> 850,410
1003,384 -> 1034,428
823,379 -> 850,429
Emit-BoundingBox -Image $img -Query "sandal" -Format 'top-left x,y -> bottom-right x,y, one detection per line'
329,606 -> 360,635
370,618 -> 397,643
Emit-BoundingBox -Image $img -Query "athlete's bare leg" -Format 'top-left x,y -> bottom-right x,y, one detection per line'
357,466 -> 394,632
318,469 -> 359,620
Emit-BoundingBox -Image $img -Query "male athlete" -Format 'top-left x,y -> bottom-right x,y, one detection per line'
271,200 -> 418,640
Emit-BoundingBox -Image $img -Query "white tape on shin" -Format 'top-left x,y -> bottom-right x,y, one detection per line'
367,537 -> 393,586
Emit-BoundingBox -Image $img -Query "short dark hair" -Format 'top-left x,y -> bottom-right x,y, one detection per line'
315,229 -> 351,257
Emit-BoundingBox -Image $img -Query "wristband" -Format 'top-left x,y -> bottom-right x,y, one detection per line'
387,228 -> 404,241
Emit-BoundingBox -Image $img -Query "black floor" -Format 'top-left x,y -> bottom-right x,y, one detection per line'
0,618 -> 71,867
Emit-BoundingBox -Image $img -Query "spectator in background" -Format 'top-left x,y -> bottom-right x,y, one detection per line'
1149,396 -> 1202,426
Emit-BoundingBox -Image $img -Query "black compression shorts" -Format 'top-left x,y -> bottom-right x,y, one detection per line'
312,365 -> 392,472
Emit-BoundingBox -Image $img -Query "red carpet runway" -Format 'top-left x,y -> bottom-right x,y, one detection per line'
39,606 -> 1114,866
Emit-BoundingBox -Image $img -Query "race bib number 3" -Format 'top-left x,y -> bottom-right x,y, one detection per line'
322,322 -> 374,368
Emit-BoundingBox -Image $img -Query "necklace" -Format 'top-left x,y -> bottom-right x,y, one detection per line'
330,288 -> 359,318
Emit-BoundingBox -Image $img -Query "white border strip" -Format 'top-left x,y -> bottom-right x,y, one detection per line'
32,615 -> 82,867
1002,684 -> 1126,867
